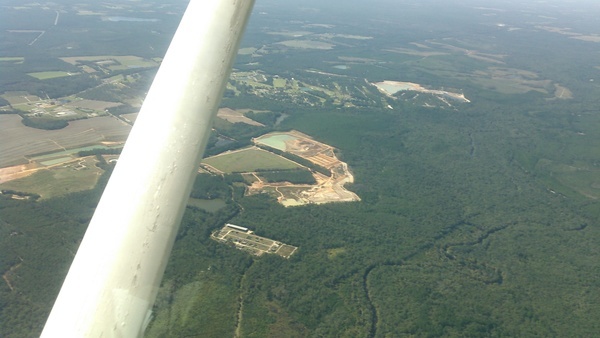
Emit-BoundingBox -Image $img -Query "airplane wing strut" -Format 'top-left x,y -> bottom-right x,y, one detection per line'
41,1 -> 255,336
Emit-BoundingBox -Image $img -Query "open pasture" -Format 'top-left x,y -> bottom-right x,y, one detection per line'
276,40 -> 335,50
554,84 -> 573,99
0,115 -> 131,168
66,99 -> 122,111
0,57 -> 24,63
388,39 -> 570,98
201,147 -> 301,173
112,55 -> 158,68
1,92 -> 42,105
469,67 -> 553,95
0,156 -> 103,199
267,30 -> 313,38
27,71 -> 75,80
385,47 -> 448,57
535,158 -> 600,199
120,112 -> 139,124
60,55 -> 159,72
272,78 -> 287,88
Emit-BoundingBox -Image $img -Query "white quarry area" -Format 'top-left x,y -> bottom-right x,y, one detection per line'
373,80 -> 470,103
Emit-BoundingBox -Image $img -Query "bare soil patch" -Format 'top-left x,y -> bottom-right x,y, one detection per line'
554,84 -> 573,99
250,131 -> 360,206
217,108 -> 264,126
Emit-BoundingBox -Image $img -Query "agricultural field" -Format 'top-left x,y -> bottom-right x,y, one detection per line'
276,40 -> 335,50
383,38 -> 575,99
27,71 -> 77,80
60,55 -> 159,72
0,57 -> 24,63
272,77 -> 287,88
1,91 -> 42,105
65,99 -> 122,112
187,198 -> 227,213
0,115 -> 131,168
0,156 -> 103,199
120,112 -> 138,124
534,158 -> 600,200
201,147 -> 301,173
0,163 -> 41,184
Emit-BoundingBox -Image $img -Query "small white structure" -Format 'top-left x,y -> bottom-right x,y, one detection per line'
226,223 -> 248,232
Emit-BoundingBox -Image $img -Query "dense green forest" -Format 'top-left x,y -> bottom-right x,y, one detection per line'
2,0 -> 600,337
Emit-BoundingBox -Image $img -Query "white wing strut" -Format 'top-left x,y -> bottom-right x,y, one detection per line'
41,0 -> 255,336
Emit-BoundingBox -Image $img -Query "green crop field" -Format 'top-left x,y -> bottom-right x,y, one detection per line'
202,148 -> 301,173
0,57 -> 24,63
0,157 -> 103,199
273,78 -> 287,88
27,71 -> 75,80
277,40 -> 335,50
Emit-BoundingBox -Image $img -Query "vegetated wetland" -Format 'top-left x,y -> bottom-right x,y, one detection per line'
2,0 -> 600,337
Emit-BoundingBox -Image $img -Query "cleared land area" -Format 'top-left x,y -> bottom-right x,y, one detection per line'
211,225 -> 297,258
276,40 -> 335,50
252,131 -> 360,206
373,80 -> 470,103
0,115 -> 131,168
0,156 -> 103,199
66,99 -> 122,111
469,67 -> 556,95
0,163 -> 41,184
255,130 -> 341,166
201,131 -> 359,206
201,147 -> 301,173
60,55 -> 158,71
120,112 -> 138,124
0,57 -> 24,63
216,107 -> 264,126
1,92 -> 42,105
27,71 -> 76,80
387,39 -> 572,99
554,84 -> 573,99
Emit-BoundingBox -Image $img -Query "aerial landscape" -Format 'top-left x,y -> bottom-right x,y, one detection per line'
1,0 -> 600,336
